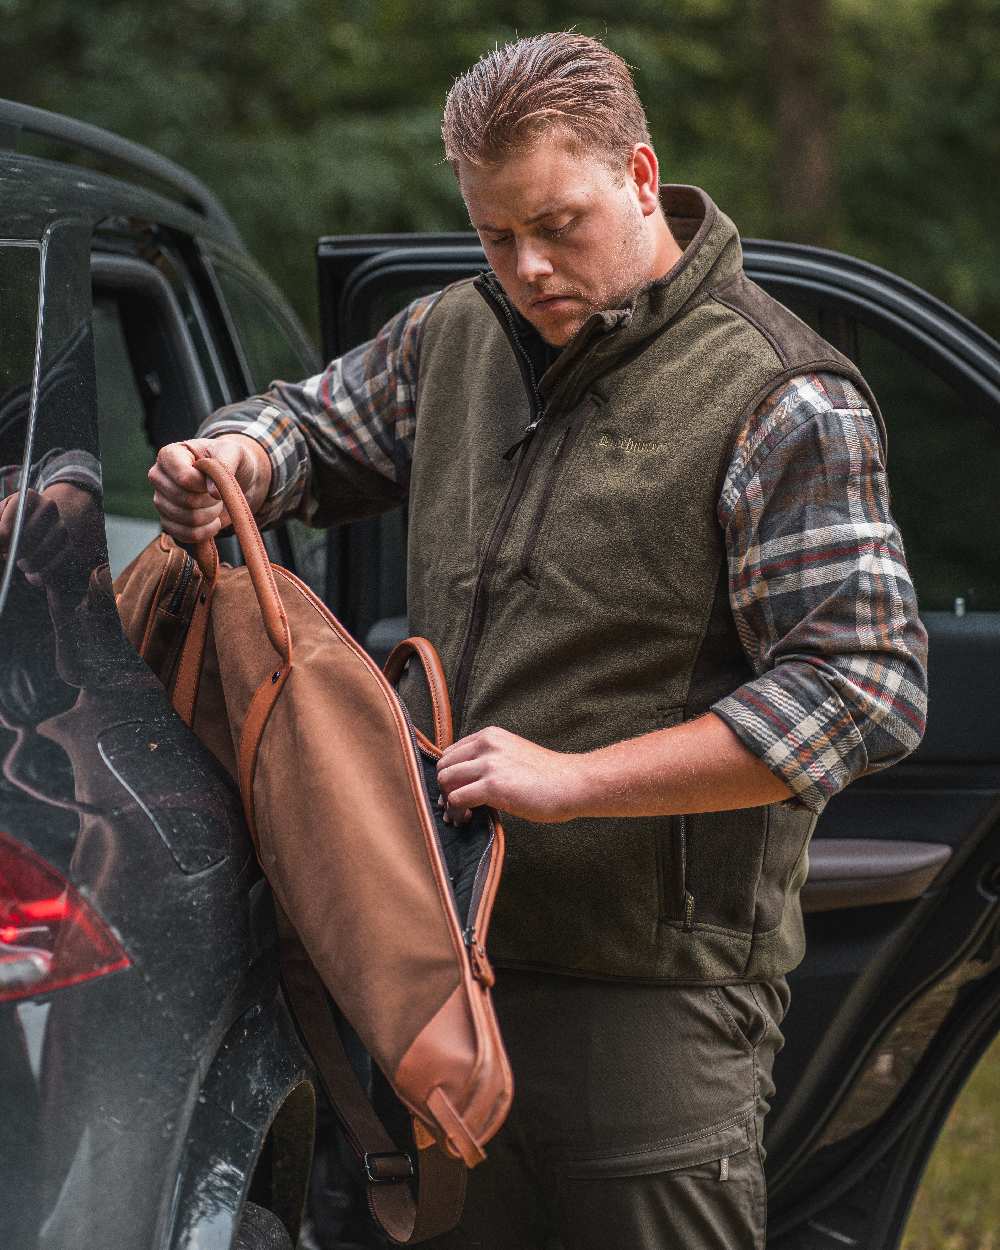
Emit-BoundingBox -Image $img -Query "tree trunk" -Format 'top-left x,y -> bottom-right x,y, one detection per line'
769,0 -> 836,245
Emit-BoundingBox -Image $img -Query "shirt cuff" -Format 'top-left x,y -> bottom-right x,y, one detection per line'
198,403 -> 308,528
712,672 -> 868,815
34,449 -> 103,499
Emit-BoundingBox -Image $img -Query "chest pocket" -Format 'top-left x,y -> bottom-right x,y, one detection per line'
514,408 -> 698,609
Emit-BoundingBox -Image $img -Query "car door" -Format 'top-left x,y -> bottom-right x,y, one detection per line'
314,232 -> 1000,1250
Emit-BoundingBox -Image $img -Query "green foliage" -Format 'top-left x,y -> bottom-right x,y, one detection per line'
2,0 -> 997,344
901,1034 -> 1000,1250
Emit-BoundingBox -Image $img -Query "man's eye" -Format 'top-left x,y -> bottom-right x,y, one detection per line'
486,234 -> 512,247
543,219 -> 576,239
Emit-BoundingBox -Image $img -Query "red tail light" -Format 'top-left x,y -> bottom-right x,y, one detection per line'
0,830 -> 130,1003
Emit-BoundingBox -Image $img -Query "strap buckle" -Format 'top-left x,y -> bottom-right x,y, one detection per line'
363,1151 -> 415,1185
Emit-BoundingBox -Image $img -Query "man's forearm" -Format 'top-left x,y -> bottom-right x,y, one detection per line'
435,713 -> 794,825
574,711 -> 793,817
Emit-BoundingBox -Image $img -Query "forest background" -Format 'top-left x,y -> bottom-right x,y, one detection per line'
3,3 -> 998,1246
3,0 -> 997,346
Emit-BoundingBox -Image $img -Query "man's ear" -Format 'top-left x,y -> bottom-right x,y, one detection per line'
630,144 -> 661,216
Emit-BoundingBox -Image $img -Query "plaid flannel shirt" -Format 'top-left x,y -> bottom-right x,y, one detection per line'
201,293 -> 928,813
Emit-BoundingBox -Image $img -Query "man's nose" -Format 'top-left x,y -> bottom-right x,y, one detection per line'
516,238 -> 554,285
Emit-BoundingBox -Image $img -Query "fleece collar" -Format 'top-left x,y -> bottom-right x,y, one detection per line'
474,185 -> 744,418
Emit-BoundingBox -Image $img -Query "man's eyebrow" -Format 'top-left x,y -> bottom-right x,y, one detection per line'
473,205 -> 576,232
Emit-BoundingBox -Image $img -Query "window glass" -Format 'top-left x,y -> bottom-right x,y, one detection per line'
358,282 -> 441,347
0,246 -> 41,469
212,261 -> 315,392
0,245 -> 42,614
211,260 -> 332,600
92,297 -> 157,521
855,324 -> 1000,611
92,295 -> 160,578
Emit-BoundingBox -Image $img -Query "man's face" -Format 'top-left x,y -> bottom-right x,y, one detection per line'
459,132 -> 655,347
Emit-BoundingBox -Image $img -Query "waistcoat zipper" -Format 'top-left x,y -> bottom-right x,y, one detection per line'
450,279 -> 547,730
450,277 -> 609,735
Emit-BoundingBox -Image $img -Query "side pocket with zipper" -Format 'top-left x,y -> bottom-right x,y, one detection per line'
658,813 -> 695,928
654,707 -> 696,928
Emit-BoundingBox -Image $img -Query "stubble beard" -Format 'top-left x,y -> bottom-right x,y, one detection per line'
537,200 -> 651,346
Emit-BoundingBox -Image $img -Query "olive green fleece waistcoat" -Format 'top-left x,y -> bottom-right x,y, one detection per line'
398,186 -> 877,983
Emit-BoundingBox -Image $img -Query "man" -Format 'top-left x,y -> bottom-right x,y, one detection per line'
150,33 -> 927,1250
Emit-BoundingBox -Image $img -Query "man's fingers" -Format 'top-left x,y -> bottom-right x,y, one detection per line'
158,515 -> 224,545
147,464 -> 219,512
437,735 -> 484,770
150,491 -> 225,529
437,758 -> 482,793
151,441 -> 217,495
444,781 -> 483,818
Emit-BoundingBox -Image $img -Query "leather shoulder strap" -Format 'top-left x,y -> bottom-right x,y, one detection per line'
276,906 -> 466,1243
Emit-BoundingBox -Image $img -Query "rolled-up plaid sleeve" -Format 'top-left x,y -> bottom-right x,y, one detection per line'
711,372 -> 928,814
198,291 -> 442,528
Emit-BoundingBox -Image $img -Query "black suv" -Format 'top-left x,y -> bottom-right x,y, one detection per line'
2,99 -> 1000,1250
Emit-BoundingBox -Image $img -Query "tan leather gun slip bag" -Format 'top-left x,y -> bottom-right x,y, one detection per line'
114,447 -> 513,1244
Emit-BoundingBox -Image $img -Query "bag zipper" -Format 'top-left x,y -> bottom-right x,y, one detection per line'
397,697 -> 496,985
167,552 -> 195,615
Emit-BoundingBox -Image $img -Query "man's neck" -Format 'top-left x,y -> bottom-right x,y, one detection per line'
650,212 -> 685,281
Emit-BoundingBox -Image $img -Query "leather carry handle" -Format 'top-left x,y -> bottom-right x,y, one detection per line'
186,444 -> 292,663
384,637 -> 455,750
170,446 -> 291,728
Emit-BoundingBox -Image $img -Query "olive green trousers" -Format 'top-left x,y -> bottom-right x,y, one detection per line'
425,969 -> 790,1250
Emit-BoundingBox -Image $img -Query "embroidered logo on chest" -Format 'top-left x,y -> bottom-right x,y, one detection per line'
596,432 -> 670,455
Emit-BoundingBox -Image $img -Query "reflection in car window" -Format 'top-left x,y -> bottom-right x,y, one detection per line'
856,324 -> 1000,611
0,245 -> 41,469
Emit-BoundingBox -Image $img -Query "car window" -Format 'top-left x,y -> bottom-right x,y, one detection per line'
360,283 -> 440,343
737,281 -> 997,612
92,293 -> 167,580
209,258 -> 333,602
93,297 -> 158,519
0,244 -> 42,606
92,259 -> 215,578
0,245 -> 40,464
211,260 -> 315,392
853,322 -> 1000,612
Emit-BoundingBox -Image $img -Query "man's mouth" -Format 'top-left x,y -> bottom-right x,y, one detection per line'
530,293 -> 577,309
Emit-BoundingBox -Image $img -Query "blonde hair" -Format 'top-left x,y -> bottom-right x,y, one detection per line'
442,32 -> 651,173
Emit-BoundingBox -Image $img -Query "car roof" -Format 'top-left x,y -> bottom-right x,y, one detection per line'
0,98 -> 242,248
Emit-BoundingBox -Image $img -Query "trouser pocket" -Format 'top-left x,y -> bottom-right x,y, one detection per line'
554,1115 -> 766,1250
557,1114 -> 752,1179
711,980 -> 790,1057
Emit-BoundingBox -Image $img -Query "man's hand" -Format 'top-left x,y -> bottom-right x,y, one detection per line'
435,726 -> 586,824
0,483 -> 103,593
148,434 -> 272,543
434,713 -> 794,826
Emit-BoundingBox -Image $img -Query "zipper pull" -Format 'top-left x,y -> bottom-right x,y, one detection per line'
463,927 -> 495,987
502,415 -> 544,461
